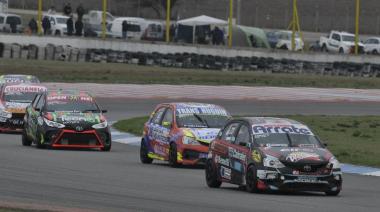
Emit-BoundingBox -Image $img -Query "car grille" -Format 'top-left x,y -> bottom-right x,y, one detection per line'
57,132 -> 101,146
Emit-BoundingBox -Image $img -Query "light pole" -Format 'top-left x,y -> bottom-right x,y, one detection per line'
355,0 -> 360,55
38,0 -> 42,35
166,0 -> 171,43
228,0 -> 233,48
102,0 -> 107,39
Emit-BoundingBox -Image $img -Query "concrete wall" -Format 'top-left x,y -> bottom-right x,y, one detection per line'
8,0 -> 380,34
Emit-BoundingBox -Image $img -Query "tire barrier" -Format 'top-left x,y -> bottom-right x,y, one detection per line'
0,42 -> 379,78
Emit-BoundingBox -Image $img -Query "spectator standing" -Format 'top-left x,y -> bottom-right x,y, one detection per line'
9,19 -> 17,33
28,18 -> 38,34
63,3 -> 72,16
217,27 -> 225,45
76,3 -> 85,21
42,16 -> 51,35
122,20 -> 128,39
75,19 -> 83,36
66,15 -> 74,36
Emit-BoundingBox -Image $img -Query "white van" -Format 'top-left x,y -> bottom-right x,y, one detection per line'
110,17 -> 148,40
0,13 -> 23,33
43,14 -> 69,36
83,10 -> 114,37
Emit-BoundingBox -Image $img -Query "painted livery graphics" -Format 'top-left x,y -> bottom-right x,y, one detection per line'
206,117 -> 342,196
0,84 -> 47,132
22,90 -> 111,151
0,75 -> 40,85
140,102 -> 231,166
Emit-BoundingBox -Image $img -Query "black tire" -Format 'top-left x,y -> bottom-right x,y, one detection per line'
55,30 -> 61,36
101,142 -> 112,152
168,143 -> 180,167
35,133 -> 45,149
22,130 -> 32,146
246,165 -> 260,193
140,140 -> 153,164
205,159 -> 222,188
339,48 -> 344,54
325,189 -> 341,196
372,50 -> 378,55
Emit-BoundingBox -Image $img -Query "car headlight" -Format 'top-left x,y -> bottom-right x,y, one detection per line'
182,136 -> 200,145
328,156 -> 341,169
44,118 -> 65,129
0,110 -> 12,119
92,121 -> 108,129
263,155 -> 285,169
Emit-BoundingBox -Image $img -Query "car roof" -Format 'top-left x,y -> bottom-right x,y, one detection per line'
2,83 -> 47,92
160,102 -> 224,108
238,117 -> 304,126
43,14 -> 69,18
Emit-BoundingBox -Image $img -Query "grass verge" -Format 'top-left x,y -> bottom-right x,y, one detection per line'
2,59 -> 380,89
113,115 -> 380,167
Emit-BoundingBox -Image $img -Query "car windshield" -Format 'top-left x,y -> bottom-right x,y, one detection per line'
4,92 -> 39,103
56,17 -> 68,24
254,133 -> 322,148
6,16 -> 21,25
342,35 -> 355,42
46,97 -> 100,112
177,114 -> 229,128
3,76 -> 39,83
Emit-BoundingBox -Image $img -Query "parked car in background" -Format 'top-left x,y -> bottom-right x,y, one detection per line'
320,31 -> 364,54
110,17 -> 148,40
141,21 -> 165,41
83,10 -> 114,37
0,13 -> 23,33
364,37 -> 380,55
267,31 -> 304,51
42,14 -> 69,36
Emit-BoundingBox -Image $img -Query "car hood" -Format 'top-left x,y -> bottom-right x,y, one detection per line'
3,101 -> 31,113
260,147 -> 333,165
48,112 -> 103,125
342,41 -> 364,47
182,128 -> 220,144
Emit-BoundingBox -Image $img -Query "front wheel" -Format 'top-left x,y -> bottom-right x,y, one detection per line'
372,50 -> 378,55
140,140 -> 153,164
169,143 -> 180,168
339,48 -> 344,54
205,159 -> 222,188
22,130 -> 32,146
101,142 -> 112,152
246,165 -> 260,193
35,133 -> 46,149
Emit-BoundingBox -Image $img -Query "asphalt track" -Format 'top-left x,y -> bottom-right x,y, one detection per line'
1,98 -> 380,212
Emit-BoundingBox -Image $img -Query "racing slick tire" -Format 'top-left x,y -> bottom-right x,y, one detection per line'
101,142 -> 112,152
169,143 -> 180,168
140,140 -> 153,164
205,159 -> 222,188
325,188 -> 341,196
246,165 -> 260,193
22,130 -> 32,146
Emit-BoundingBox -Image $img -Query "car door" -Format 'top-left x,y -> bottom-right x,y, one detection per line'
30,94 -> 45,138
229,124 -> 252,184
25,94 -> 42,139
160,107 -> 174,158
148,107 -> 169,157
329,33 -> 340,52
213,122 -> 240,182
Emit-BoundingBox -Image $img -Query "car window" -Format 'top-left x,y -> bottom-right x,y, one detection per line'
332,34 -> 341,41
151,107 -> 166,125
32,94 -> 41,108
221,122 -> 240,143
374,39 -> 380,45
161,108 -> 173,128
235,124 -> 250,146
36,96 -> 45,110
0,17 -> 4,23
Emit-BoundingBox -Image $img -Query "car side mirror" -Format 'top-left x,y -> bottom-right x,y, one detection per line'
162,121 -> 172,128
34,108 -> 40,112
101,110 -> 108,113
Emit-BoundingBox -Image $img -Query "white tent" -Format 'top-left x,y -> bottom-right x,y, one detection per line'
177,15 -> 227,44
177,15 -> 227,26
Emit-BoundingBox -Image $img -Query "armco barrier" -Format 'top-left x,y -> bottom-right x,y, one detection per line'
0,34 -> 380,77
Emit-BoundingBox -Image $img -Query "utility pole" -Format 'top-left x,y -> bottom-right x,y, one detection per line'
102,0 -> 107,39
228,0 -> 233,48
237,0 -> 241,25
355,0 -> 360,55
38,0 -> 42,35
166,0 -> 171,43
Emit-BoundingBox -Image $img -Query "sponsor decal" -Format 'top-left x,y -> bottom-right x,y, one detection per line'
5,102 -> 30,109
220,166 -> 231,180
280,148 -> 315,152
252,124 -> 313,135
231,160 -> 243,172
5,86 -> 46,93
215,155 -> 230,167
149,124 -> 170,143
176,106 -> 228,116
285,152 -> 321,163
228,147 -> 246,161
252,150 -> 262,163
47,95 -> 93,102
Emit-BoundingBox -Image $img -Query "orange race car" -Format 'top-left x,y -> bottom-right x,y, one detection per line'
140,102 -> 231,167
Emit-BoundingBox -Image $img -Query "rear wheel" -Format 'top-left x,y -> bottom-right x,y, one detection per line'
169,143 -> 180,167
22,130 -> 32,146
205,159 -> 222,188
140,140 -> 153,164
246,165 -> 260,193
339,48 -> 344,54
372,49 -> 378,55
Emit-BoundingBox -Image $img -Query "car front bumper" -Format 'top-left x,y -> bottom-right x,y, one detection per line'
177,144 -> 209,165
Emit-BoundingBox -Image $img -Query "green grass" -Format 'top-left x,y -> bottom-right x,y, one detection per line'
2,59 -> 380,88
113,115 -> 380,167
